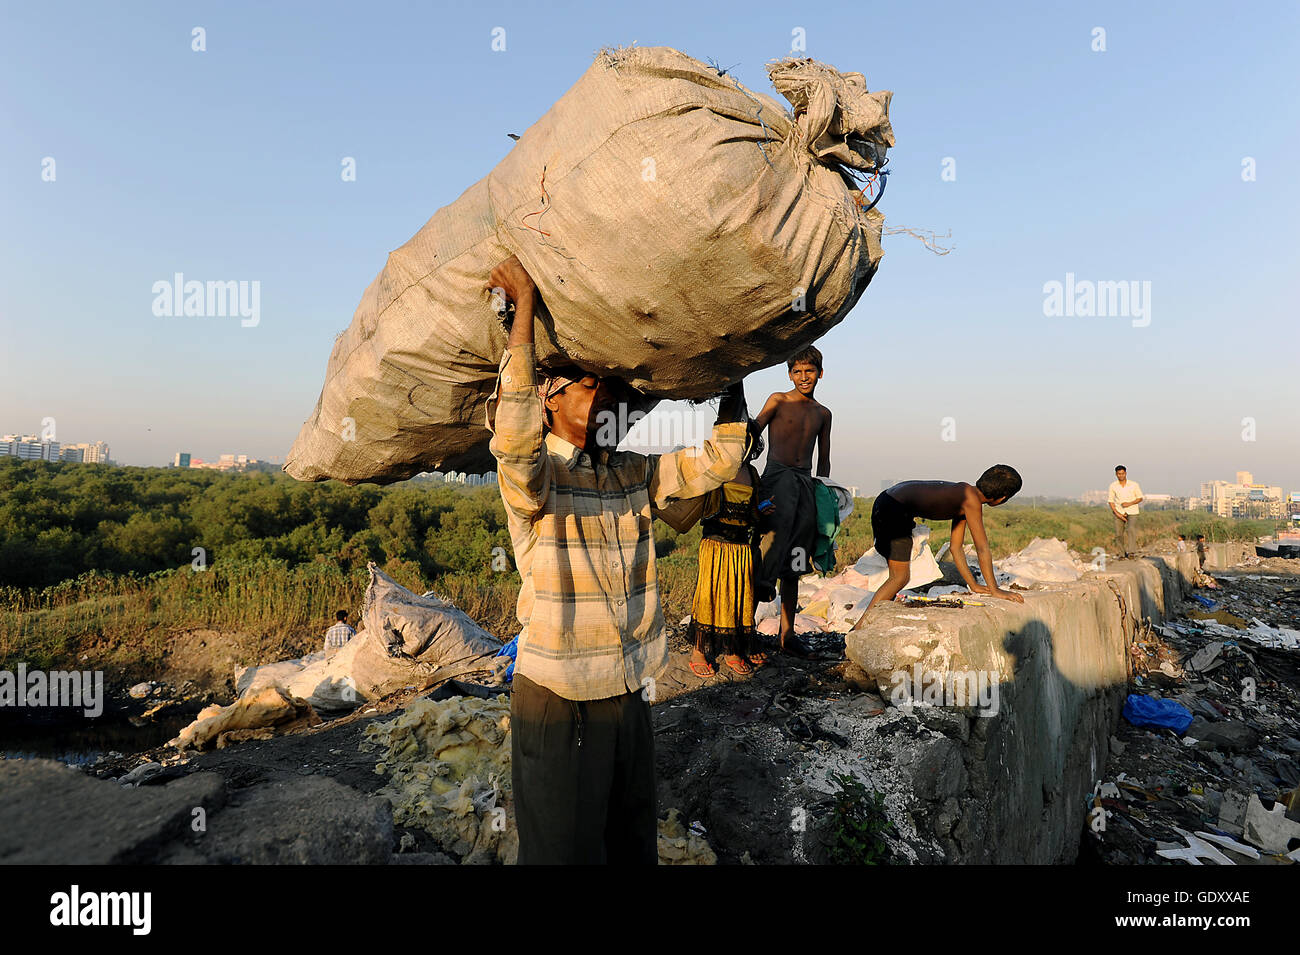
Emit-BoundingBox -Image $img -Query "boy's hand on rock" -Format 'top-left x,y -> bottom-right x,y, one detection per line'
992,588 -> 1024,604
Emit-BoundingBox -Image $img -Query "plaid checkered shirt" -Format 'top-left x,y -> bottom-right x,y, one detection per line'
323,622 -> 355,649
486,344 -> 746,701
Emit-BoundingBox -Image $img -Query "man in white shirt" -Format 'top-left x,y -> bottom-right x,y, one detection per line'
1108,465 -> 1144,558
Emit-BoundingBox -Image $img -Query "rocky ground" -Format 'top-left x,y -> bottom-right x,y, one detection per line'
1081,558 -> 1300,864
4,557 -> 1297,865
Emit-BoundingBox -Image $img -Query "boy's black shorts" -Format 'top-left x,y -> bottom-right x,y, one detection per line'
871,492 -> 916,563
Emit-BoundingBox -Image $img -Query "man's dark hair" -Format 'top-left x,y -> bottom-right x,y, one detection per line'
977,464 -> 1022,502
1196,534 -> 1205,541
1178,534 -> 1186,539
336,610 -> 348,622
787,345 -> 823,373
1115,464 -> 1127,473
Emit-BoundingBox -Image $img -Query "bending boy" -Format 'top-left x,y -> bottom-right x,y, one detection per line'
864,466 -> 1026,612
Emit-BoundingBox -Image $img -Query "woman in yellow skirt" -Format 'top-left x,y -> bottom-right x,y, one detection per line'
688,421 -> 773,677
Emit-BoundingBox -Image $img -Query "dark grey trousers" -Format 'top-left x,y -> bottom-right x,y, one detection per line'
1114,513 -> 1137,556
510,673 -> 657,865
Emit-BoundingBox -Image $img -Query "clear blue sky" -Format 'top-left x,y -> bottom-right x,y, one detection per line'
3,0 -> 1297,497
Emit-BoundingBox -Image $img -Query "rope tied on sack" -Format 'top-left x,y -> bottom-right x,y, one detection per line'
520,165 -> 552,237
708,58 -> 776,170
852,164 -> 891,213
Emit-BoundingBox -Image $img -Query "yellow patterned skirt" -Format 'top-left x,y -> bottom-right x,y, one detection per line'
688,537 -> 757,658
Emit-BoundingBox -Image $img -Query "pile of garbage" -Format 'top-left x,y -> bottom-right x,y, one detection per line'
657,809 -> 718,865
364,695 -> 517,865
234,563 -> 505,712
1089,567 -> 1300,865
752,534 -> 1083,638
994,537 -> 1085,589
170,686 -> 321,751
755,525 -> 943,637
363,694 -> 718,865
168,564 -> 505,753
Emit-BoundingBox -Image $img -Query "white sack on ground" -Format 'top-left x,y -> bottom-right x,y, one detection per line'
231,565 -> 503,710
235,649 -> 362,713
235,652 -> 325,698
171,686 -> 321,751
350,563 -> 504,699
803,584 -> 874,632
286,47 -> 893,483
995,537 -> 1085,589
853,525 -> 943,592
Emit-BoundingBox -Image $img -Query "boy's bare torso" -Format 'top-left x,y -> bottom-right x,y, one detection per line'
887,481 -> 973,521
764,391 -> 829,471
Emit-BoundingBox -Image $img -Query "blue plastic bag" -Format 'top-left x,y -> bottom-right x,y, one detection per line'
496,633 -> 520,683
1122,693 -> 1194,733
1189,594 -> 1217,610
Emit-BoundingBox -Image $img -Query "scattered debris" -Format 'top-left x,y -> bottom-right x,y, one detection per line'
657,809 -> 718,865
170,686 -> 321,751
362,695 -> 515,865
1089,564 -> 1300,865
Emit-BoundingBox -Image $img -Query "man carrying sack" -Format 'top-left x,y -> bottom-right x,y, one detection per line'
484,255 -> 748,864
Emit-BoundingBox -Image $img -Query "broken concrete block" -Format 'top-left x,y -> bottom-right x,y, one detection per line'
0,759 -> 225,864
1186,717 -> 1259,753
1242,794 -> 1300,855
1109,735 -> 1126,756
1187,642 -> 1224,672
118,762 -> 163,787
159,776 -> 394,864
1218,790 -> 1248,837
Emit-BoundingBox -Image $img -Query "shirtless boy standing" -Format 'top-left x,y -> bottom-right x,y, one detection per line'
864,466 -> 1026,612
754,346 -> 832,650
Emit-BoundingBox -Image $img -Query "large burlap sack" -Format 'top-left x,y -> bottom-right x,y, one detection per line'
286,47 -> 893,484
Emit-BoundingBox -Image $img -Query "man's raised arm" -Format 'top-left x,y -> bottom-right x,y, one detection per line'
485,256 -> 549,520
648,381 -> 747,512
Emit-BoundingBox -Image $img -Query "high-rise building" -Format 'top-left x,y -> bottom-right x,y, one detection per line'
1236,471 -> 1254,486
173,452 -> 191,468
0,435 -> 60,461
62,441 -> 110,463
1201,476 -> 1285,519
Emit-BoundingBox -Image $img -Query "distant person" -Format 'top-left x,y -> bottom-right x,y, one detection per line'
1196,534 -> 1208,570
754,346 -> 832,653
1177,534 -> 1188,553
862,466 -> 1027,613
1108,465 -> 1143,558
324,609 -> 355,650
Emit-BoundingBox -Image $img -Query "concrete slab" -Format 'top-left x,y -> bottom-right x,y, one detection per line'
0,758 -> 226,864
845,554 -> 1195,863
